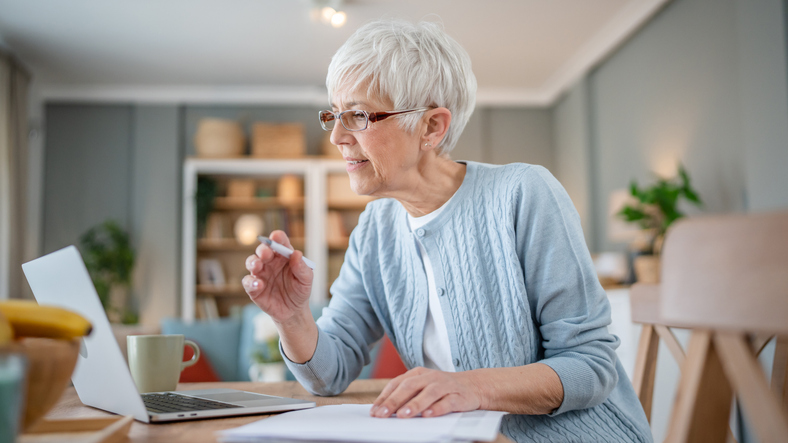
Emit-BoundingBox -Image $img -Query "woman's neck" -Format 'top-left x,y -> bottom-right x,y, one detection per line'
387,154 -> 466,218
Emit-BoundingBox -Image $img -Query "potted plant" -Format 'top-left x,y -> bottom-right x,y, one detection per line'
196,176 -> 218,238
248,312 -> 286,382
79,220 -> 138,324
617,164 -> 702,283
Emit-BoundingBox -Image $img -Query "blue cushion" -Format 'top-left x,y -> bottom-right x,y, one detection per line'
161,317 -> 241,382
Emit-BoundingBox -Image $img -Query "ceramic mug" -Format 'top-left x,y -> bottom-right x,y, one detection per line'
127,334 -> 200,393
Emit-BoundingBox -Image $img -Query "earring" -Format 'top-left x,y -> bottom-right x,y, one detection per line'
424,142 -> 432,148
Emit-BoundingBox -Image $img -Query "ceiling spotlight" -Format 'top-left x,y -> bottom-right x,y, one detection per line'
330,11 -> 346,28
312,0 -> 346,28
321,6 -> 336,24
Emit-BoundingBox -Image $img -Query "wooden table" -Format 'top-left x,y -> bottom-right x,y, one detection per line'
44,379 -> 513,443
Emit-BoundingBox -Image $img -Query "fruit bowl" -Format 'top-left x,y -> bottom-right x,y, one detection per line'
17,337 -> 80,429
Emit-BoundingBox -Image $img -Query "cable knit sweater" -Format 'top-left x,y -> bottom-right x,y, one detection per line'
285,161 -> 653,442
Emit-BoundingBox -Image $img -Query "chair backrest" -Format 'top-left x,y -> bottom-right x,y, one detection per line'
660,211 -> 788,335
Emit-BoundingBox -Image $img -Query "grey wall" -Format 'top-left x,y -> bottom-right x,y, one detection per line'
553,79 -> 593,246
43,104 -> 134,253
554,0 -> 788,254
737,0 -> 788,212
452,108 -> 554,170
131,105 -> 181,327
43,104 -> 182,327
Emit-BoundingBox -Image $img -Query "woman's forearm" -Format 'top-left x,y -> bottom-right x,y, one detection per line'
277,310 -> 319,364
465,363 -> 564,415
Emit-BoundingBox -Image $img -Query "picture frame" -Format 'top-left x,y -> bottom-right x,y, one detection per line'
198,258 -> 226,286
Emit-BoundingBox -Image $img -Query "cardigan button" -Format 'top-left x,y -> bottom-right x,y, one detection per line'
453,358 -> 460,367
438,288 -> 445,296
416,228 -> 426,237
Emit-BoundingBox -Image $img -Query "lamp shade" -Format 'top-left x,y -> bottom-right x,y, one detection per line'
234,214 -> 264,246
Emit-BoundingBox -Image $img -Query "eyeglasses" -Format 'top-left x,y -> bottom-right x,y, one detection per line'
318,107 -> 431,132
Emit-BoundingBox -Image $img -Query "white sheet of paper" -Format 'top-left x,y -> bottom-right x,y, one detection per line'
217,404 -> 506,443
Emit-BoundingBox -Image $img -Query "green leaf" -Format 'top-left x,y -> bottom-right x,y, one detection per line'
616,165 -> 703,234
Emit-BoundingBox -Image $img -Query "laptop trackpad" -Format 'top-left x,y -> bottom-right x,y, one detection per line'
196,391 -> 290,406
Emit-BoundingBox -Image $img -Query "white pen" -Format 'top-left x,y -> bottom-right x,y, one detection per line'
257,236 -> 316,270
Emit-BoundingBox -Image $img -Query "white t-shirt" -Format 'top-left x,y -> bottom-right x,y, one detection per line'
407,196 -> 457,372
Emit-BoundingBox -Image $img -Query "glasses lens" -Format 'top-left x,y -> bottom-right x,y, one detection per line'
340,110 -> 368,131
319,111 -> 335,131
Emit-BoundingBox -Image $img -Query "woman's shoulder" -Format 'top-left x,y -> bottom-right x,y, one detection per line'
466,161 -> 561,195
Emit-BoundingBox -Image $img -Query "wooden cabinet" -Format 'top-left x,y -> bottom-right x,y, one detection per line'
181,158 -> 371,321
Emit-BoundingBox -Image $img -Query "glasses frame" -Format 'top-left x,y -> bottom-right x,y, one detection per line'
318,107 -> 432,132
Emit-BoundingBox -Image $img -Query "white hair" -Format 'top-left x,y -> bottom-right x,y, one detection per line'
326,19 -> 477,154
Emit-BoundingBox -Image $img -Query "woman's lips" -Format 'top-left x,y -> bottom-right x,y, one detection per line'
346,159 -> 369,172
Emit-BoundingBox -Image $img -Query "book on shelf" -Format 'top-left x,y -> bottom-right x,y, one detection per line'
196,296 -> 220,320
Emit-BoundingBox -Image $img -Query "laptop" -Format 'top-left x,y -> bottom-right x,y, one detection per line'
22,245 -> 316,423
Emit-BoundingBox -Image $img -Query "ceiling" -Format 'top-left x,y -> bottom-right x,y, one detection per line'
0,0 -> 668,106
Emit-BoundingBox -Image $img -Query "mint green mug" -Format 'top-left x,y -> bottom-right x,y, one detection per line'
127,335 -> 200,393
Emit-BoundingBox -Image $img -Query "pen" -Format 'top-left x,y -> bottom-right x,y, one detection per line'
257,236 -> 316,270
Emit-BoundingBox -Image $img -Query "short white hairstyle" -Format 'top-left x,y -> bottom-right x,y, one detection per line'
326,19 -> 477,154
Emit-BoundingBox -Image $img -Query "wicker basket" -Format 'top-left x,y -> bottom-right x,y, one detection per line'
251,123 -> 306,158
194,119 -> 245,158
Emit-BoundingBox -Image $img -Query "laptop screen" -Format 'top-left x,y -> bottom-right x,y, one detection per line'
22,246 -> 149,422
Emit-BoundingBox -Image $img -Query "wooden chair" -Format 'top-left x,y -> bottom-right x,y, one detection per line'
630,283 -> 687,423
630,283 -> 741,442
656,211 -> 788,443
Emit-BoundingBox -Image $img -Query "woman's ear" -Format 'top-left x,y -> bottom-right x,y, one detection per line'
421,107 -> 452,151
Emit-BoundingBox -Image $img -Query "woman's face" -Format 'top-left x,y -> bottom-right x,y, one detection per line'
329,87 -> 424,197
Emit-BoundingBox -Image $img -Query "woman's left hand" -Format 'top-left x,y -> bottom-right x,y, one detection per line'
370,367 -> 483,419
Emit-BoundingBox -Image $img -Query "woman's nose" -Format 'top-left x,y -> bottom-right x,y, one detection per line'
329,122 -> 353,147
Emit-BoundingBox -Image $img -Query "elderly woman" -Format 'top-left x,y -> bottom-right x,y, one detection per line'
243,20 -> 652,443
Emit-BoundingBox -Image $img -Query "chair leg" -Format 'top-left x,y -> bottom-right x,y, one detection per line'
771,335 -> 788,410
655,325 -> 685,364
715,332 -> 788,443
667,330 -> 732,443
633,324 -> 659,422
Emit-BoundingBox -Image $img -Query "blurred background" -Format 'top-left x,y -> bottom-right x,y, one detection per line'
1,1 -> 787,439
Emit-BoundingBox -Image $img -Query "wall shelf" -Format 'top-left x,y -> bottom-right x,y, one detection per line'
182,157 -> 362,321
213,196 -> 305,211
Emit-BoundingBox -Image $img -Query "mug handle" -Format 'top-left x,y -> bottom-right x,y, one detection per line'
181,340 -> 201,371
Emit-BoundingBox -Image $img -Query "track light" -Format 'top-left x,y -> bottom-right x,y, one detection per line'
312,0 -> 346,28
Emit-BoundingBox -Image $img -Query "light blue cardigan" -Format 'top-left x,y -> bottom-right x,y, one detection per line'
285,161 -> 652,442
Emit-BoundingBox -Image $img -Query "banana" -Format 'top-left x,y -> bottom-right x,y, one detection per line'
0,310 -> 13,345
0,300 -> 92,340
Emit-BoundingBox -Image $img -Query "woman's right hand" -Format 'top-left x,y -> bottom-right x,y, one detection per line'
242,230 -> 314,324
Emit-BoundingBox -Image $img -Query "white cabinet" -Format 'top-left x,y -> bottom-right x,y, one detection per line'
181,157 -> 368,321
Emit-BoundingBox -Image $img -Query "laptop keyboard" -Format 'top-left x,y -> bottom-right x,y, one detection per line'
141,392 -> 243,413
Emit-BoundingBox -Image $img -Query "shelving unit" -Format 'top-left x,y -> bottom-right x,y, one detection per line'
181,157 -> 371,321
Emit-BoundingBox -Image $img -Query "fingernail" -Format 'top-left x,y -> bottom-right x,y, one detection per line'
252,280 -> 259,288
377,407 -> 389,418
370,405 -> 378,415
251,259 -> 259,268
400,407 -> 411,417
423,409 -> 433,417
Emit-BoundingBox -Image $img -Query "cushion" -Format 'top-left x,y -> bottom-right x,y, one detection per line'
370,335 -> 408,379
179,339 -> 221,383
161,317 -> 241,382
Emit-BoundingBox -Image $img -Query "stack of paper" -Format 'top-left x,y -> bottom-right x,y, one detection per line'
218,404 -> 506,443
